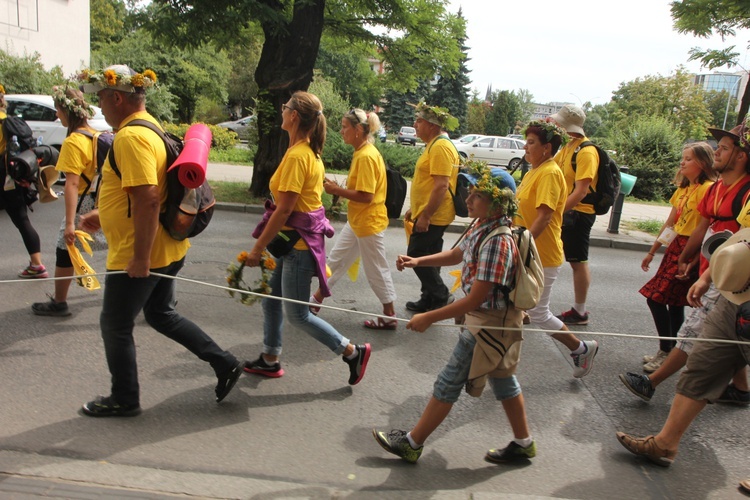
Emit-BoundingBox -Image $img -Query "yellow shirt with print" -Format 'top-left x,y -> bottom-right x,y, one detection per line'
554,136 -> 598,215
270,141 -> 325,250
55,128 -> 98,196
98,111 -> 189,270
671,181 -> 713,236
410,135 -> 458,226
513,159 -> 566,267
347,143 -> 388,237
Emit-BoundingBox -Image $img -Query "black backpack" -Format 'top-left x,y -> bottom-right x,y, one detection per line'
2,115 -> 36,152
73,130 -> 115,212
108,120 -> 216,241
572,141 -> 622,215
384,165 -> 407,218
706,179 -> 750,222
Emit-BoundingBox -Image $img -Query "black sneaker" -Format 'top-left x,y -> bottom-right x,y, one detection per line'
343,343 -> 371,385
31,297 -> 71,317
215,360 -> 243,402
716,383 -> 750,405
484,441 -> 536,464
619,372 -> 655,402
243,355 -> 284,378
82,395 -> 141,417
405,298 -> 430,312
429,295 -> 455,310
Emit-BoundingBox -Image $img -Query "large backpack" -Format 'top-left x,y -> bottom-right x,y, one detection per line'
108,119 -> 215,241
705,179 -> 750,223
572,141 -> 622,215
479,225 -> 544,311
384,165 -> 407,219
2,115 -> 36,152
73,129 -> 115,212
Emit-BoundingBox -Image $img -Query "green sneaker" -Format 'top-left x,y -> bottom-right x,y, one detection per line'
484,440 -> 536,464
372,428 -> 423,464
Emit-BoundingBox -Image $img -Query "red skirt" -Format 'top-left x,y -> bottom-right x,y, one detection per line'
639,235 -> 698,306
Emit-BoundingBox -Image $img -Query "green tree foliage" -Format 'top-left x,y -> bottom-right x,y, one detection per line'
147,0 -> 464,197
225,25 -> 263,120
465,92 -> 487,134
485,90 -> 522,136
608,68 -> 712,141
316,37 -> 382,110
382,78 -> 432,132
0,50 -> 64,93
671,0 -> 750,123
704,89 -> 739,128
609,115 -> 683,201
90,0 -> 127,50
583,103 -> 613,139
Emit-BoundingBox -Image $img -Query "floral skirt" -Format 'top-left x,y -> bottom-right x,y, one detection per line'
639,234 -> 697,306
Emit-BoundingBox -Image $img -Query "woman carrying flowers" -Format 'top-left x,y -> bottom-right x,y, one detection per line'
243,91 -> 371,385
516,120 -> 598,378
309,109 -> 397,329
31,85 -> 109,316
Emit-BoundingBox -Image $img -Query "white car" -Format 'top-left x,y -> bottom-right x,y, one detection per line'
452,134 -> 484,145
4,94 -> 111,149
455,135 -> 526,170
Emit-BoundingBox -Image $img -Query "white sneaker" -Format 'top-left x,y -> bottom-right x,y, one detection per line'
643,350 -> 669,374
571,340 -> 599,378
642,350 -> 660,364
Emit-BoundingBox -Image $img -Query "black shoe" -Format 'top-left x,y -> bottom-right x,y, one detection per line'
31,296 -> 71,317
716,383 -> 750,405
405,298 -> 430,312
429,295 -> 455,311
216,360 -> 243,402
82,395 -> 141,417
343,343 -> 371,385
484,441 -> 536,464
243,354 -> 284,378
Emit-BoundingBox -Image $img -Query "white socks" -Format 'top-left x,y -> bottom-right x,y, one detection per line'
513,436 -> 533,448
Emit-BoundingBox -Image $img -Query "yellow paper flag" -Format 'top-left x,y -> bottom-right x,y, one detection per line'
449,269 -> 462,293
67,231 -> 101,290
347,257 -> 360,282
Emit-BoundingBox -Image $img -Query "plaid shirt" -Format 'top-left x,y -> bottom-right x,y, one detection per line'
459,216 -> 516,310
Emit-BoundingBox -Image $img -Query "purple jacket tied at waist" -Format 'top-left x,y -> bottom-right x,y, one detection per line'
253,199 -> 335,296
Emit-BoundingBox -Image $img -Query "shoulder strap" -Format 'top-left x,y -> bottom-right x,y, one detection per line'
428,134 -> 458,154
107,119 -> 166,180
478,225 -> 511,255
733,179 -> 750,217
571,140 -> 597,172
71,129 -> 102,212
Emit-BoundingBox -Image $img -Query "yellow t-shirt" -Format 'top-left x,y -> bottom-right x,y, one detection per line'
513,159 -> 566,267
738,197 -> 750,228
554,136 -> 598,214
410,135 -> 458,226
671,181 -> 714,236
0,111 -> 6,154
347,143 -> 388,237
98,111 -> 189,270
269,141 -> 325,249
55,128 -> 97,196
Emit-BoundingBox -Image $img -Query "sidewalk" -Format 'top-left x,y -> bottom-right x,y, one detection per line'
207,162 -> 669,253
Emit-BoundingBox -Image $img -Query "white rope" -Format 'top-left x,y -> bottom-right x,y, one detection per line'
3,271 -> 749,347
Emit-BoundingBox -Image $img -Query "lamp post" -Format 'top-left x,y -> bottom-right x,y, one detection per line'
722,76 -> 742,129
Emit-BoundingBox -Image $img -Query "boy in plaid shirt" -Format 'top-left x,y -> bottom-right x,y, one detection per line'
372,166 -> 536,464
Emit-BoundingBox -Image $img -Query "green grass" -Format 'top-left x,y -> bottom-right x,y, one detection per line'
624,219 -> 664,236
209,180 -> 341,213
209,147 -> 254,164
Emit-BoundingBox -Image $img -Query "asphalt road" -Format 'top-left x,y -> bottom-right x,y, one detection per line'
0,201 -> 747,499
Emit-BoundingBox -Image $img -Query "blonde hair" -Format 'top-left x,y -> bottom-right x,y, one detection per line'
674,141 -> 718,188
344,108 -> 381,144
289,91 -> 326,156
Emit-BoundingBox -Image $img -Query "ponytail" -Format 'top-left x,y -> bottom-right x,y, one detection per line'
289,91 -> 326,156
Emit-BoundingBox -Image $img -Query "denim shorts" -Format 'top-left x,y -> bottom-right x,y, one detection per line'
432,328 -> 522,404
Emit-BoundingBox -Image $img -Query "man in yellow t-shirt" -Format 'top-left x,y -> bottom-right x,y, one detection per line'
78,65 -> 243,417
550,105 -> 598,326
404,102 -> 459,313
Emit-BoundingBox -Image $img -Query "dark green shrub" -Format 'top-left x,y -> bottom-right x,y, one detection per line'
376,141 -> 422,177
322,129 -> 354,171
163,123 -> 238,150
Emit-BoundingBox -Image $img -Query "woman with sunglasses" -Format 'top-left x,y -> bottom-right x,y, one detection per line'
309,108 -> 397,329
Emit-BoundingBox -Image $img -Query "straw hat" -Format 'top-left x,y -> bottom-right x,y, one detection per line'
710,228 -> 750,305
37,166 -> 59,203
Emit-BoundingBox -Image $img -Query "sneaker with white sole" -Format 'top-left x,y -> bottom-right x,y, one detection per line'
643,350 -> 669,373
619,372 -> 655,401
556,308 -> 589,325
571,340 -> 598,378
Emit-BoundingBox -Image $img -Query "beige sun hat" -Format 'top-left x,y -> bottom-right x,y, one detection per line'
710,227 -> 750,305
549,104 -> 586,135
37,166 -> 59,203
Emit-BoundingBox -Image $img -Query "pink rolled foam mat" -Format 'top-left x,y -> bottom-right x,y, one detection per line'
168,123 -> 212,188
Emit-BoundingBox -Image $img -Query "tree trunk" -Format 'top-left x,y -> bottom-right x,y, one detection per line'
738,78 -> 750,126
250,0 -> 326,197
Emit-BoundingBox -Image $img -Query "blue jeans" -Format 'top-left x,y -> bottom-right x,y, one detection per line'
433,329 -> 522,404
261,249 -> 349,356
100,258 -> 237,407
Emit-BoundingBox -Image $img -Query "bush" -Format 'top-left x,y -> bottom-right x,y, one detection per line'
376,141 -> 422,177
608,115 -> 682,201
163,123 -> 238,150
322,129 -> 354,171
195,96 -> 229,124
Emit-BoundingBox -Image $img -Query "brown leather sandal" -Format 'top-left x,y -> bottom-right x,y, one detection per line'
616,432 -> 676,467
364,316 -> 397,330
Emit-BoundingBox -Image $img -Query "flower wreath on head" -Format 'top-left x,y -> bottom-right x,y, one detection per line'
226,250 -> 276,306
77,68 -> 158,91
524,119 -> 570,146
460,156 -> 517,218
409,100 -> 459,132
52,85 -> 95,120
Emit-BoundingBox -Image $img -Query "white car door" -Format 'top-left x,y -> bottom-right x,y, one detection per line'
6,100 -> 67,147
491,138 -> 520,167
469,137 -> 495,162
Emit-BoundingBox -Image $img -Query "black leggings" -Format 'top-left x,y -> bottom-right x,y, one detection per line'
0,186 -> 41,255
646,298 -> 685,353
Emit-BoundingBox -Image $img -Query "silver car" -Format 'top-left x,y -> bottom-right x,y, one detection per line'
455,135 -> 526,170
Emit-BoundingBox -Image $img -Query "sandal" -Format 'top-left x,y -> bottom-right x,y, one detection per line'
364,315 -> 397,330
309,295 -> 322,315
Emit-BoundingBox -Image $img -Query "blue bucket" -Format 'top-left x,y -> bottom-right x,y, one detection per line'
620,172 -> 637,196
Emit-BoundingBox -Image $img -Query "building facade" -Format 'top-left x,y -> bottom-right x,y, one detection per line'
693,71 -> 748,112
0,0 -> 90,77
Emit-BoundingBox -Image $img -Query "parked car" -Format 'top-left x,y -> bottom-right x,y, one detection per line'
4,94 -> 111,150
452,134 -> 484,145
454,135 -> 527,170
379,127 -> 387,143
216,115 -> 255,140
397,126 -> 417,145
507,134 -> 524,140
